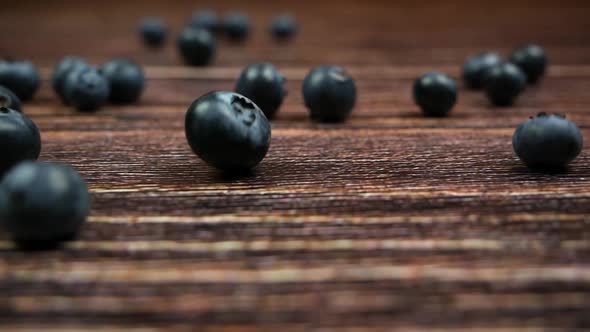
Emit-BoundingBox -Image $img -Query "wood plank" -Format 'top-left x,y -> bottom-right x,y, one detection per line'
25,128 -> 590,221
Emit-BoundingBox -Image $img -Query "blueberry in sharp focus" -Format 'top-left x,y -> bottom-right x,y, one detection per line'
270,14 -> 297,40
235,63 -> 286,119
63,67 -> 110,112
0,161 -> 90,250
185,91 -> 271,171
223,12 -> 250,40
99,58 -> 145,104
513,113 -> 583,169
0,61 -> 40,101
139,17 -> 167,48
462,52 -> 502,90
177,27 -> 216,66
189,10 -> 220,32
413,72 -> 457,117
302,65 -> 357,123
0,86 -> 22,112
510,44 -> 547,84
51,56 -> 90,104
484,62 -> 526,107
0,107 -> 41,174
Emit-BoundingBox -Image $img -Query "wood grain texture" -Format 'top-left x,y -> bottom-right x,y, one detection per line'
1,0 -> 590,330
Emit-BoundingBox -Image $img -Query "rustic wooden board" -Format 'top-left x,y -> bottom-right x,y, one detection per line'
1,0 -> 590,330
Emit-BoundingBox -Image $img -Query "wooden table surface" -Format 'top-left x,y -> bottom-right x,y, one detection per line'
1,0 -> 590,330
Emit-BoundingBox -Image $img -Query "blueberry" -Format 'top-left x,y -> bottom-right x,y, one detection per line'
0,61 -> 40,101
51,56 -> 90,104
513,113 -> 583,169
0,161 -> 90,250
235,63 -> 286,119
510,44 -> 547,84
63,67 -> 110,112
302,65 -> 356,123
413,72 -> 457,117
189,10 -> 220,32
270,14 -> 297,39
484,62 -> 526,106
139,17 -> 167,48
0,107 -> 41,174
0,86 -> 22,112
462,52 -> 502,90
185,91 -> 271,171
99,58 -> 145,104
223,12 -> 250,40
177,27 -> 216,66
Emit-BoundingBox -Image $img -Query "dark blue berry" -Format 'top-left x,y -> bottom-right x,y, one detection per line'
462,52 -> 502,89
510,44 -> 547,84
51,56 -> 90,104
484,62 -> 526,106
63,67 -> 110,112
513,113 -> 583,169
185,91 -> 271,171
0,107 -> 41,174
0,61 -> 39,101
189,10 -> 220,32
302,65 -> 356,123
235,63 -> 286,119
0,161 -> 90,250
139,17 -> 167,48
177,27 -> 216,66
0,86 -> 22,112
223,12 -> 250,40
271,14 -> 297,39
99,58 -> 145,104
413,72 -> 457,117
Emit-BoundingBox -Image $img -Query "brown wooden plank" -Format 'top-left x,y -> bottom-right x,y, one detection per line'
1,0 -> 590,65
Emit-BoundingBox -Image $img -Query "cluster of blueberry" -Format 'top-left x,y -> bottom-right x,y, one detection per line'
185,64 -> 356,171
0,57 -> 146,114
140,10 -> 297,66
0,59 -> 99,249
411,44 -> 582,169
0,10 -> 583,250
0,105 -> 89,250
0,57 -> 145,250
0,106 -> 89,250
0,9 -> 299,251
183,43 -> 582,173
414,44 -> 547,118
52,57 -> 145,112
0,85 -> 90,249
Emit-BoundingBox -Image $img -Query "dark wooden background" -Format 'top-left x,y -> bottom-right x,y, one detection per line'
0,0 -> 590,330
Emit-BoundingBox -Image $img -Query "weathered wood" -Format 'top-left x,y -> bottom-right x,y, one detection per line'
0,0 -> 590,330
